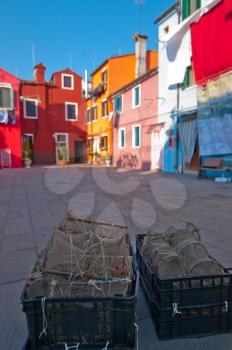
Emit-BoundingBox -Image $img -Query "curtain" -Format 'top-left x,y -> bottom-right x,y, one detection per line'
178,119 -> 198,163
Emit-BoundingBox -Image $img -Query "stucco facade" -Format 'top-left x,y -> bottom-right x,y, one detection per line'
0,69 -> 22,168
112,68 -> 159,171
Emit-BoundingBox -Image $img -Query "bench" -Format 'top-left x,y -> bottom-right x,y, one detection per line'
198,157 -> 232,180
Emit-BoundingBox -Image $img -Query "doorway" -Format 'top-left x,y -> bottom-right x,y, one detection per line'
151,129 -> 164,170
74,140 -> 85,163
93,136 -> 100,154
23,134 -> 34,163
55,133 -> 69,164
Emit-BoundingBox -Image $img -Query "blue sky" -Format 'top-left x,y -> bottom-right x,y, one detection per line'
2,0 -> 174,80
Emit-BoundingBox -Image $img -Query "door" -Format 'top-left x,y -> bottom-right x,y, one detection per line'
151,130 -> 164,170
23,134 -> 34,163
93,137 -> 100,154
55,133 -> 69,164
74,140 -> 85,163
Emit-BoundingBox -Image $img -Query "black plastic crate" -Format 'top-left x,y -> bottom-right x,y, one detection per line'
140,273 -> 232,339
136,234 -> 232,309
21,268 -> 138,349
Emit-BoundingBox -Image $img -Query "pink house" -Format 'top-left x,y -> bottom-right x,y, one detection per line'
111,67 -> 161,171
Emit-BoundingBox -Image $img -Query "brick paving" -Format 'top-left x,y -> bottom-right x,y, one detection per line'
0,166 -> 232,349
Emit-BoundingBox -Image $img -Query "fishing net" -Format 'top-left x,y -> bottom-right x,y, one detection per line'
142,233 -> 186,279
27,215 -> 133,298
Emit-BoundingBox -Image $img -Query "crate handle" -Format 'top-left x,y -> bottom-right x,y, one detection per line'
64,343 -> 80,350
172,302 -> 182,318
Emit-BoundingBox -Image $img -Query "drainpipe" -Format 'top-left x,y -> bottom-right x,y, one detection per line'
175,0 -> 182,174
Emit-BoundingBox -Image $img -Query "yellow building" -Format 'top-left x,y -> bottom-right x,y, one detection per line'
86,35 -> 158,165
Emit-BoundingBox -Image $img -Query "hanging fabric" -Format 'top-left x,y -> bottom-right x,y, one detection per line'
164,0 -> 222,87
8,110 -> 16,125
0,109 -> 8,124
191,0 -> 232,84
178,119 -> 198,164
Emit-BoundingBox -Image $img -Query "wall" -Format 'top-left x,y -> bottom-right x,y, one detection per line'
113,72 -> 158,171
0,69 -> 22,168
157,9 -> 198,173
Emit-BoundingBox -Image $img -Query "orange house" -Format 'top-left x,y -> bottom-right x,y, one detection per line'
86,34 -> 158,164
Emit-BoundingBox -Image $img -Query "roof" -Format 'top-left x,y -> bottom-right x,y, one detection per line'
50,68 -> 82,81
154,2 -> 179,24
91,53 -> 135,76
109,67 -> 158,99
20,80 -> 54,86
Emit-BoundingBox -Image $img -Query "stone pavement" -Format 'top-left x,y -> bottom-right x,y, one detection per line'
0,166 -> 232,349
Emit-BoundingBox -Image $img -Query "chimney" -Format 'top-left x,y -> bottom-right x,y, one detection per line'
133,33 -> 148,78
34,63 -> 46,83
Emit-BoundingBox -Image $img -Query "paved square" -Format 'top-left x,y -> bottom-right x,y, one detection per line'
0,166 -> 232,349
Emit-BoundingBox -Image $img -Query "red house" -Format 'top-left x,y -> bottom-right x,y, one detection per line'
20,64 -> 87,165
0,69 -> 22,168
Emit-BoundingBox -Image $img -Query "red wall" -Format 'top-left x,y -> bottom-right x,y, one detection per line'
0,69 -> 22,168
20,68 -> 87,164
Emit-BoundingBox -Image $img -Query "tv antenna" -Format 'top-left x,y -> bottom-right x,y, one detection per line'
24,41 -> 36,69
134,0 -> 145,33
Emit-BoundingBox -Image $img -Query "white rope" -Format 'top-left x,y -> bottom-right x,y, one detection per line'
102,341 -> 110,350
134,322 -> 139,350
225,300 -> 228,313
50,279 -> 57,297
172,302 -> 182,317
64,342 -> 80,350
39,297 -> 48,338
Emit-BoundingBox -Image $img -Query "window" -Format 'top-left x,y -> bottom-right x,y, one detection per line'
182,65 -> 195,89
132,85 -> 141,108
182,0 -> 201,20
65,102 -> 78,121
102,100 -> 108,117
86,108 -> 91,123
132,125 -> 141,148
100,135 -> 108,151
118,128 -> 125,149
23,99 -> 38,119
62,74 -> 74,89
87,138 -> 93,150
0,86 -> 13,109
163,25 -> 169,35
114,95 -> 123,112
101,69 -> 107,90
92,106 -> 97,121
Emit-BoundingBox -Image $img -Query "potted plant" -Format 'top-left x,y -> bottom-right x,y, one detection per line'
57,145 -> 69,166
23,140 -> 32,168
94,151 -> 101,165
87,149 -> 93,165
105,154 -> 112,167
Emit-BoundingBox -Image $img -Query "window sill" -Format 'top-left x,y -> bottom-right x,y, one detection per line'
102,115 -> 108,119
132,104 -> 140,109
65,119 -> 78,122
24,115 -> 38,119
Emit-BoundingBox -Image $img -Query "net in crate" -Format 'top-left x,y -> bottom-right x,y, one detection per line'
21,216 -> 138,349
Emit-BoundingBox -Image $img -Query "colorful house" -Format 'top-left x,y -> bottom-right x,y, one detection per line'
154,0 -> 220,174
111,67 -> 159,171
20,64 -> 87,165
0,69 -> 22,168
86,34 -> 158,164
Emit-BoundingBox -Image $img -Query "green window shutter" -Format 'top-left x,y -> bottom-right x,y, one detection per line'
121,130 -> 125,148
182,0 -> 189,20
135,87 -> 140,106
196,0 -> 201,9
119,95 -> 122,111
115,97 -> 119,112
135,127 -> 140,147
182,66 -> 190,89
